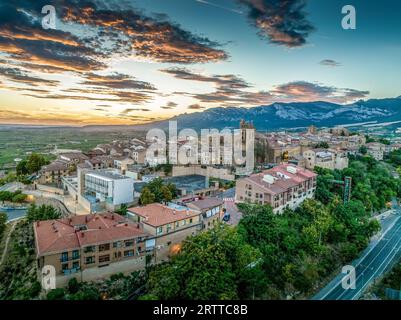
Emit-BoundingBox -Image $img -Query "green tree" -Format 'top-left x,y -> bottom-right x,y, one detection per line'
139,187 -> 155,205
0,212 -> 7,237
359,145 -> 368,155
26,153 -> 48,174
16,160 -> 29,176
160,185 -> 173,202
12,193 -> 27,203
27,204 -> 61,222
115,203 -> 128,216
46,288 -> 66,300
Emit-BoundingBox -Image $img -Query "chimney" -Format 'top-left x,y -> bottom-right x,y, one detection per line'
173,209 -> 176,215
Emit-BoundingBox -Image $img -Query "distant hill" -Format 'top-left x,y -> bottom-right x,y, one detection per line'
136,97 -> 401,131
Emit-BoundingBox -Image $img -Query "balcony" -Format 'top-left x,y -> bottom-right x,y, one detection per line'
62,267 -> 80,275
60,255 -> 80,262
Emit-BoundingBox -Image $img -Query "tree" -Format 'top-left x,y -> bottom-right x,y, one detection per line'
115,204 -> 128,216
146,224 -> 263,300
160,185 -> 173,202
139,187 -> 155,205
359,145 -> 368,155
16,160 -> 29,176
26,153 -> 48,174
0,191 -> 14,203
46,288 -> 66,300
27,204 -> 61,222
0,213 -> 7,237
12,193 -> 27,203
67,278 -> 80,295
314,141 -> 329,149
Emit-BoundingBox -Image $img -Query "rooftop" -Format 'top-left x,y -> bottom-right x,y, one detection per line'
128,203 -> 199,227
34,213 -> 147,256
243,164 -> 317,195
86,169 -> 131,181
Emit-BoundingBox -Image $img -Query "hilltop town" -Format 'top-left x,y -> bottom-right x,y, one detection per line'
1,122 -> 401,300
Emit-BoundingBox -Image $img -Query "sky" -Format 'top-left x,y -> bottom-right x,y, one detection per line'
0,0 -> 400,126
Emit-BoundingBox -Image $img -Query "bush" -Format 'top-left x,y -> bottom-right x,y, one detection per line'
67,278 -> 80,294
46,288 -> 66,300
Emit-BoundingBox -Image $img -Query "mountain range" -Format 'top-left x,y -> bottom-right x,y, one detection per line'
135,97 -> 401,132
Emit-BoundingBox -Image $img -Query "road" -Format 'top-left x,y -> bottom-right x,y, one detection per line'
313,209 -> 401,300
218,188 -> 242,225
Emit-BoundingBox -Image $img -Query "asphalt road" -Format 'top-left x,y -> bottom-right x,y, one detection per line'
313,211 -> 401,300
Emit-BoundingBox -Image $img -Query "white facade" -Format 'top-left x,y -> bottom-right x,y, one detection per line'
84,171 -> 134,206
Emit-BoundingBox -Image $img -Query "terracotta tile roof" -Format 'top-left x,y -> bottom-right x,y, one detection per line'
243,164 -> 317,195
34,213 -> 147,256
128,203 -> 200,227
186,198 -> 224,211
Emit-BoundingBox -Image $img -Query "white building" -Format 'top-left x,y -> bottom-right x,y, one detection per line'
84,170 -> 134,207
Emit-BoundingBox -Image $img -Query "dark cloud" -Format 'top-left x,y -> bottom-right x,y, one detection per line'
81,73 -> 156,90
187,104 -> 205,110
60,0 -> 228,64
238,0 -> 314,47
272,81 -> 369,103
0,66 -> 59,86
0,0 -> 228,100
320,59 -> 341,67
160,67 -> 251,89
161,102 -> 178,109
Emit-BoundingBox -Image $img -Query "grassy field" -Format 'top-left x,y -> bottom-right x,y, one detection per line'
0,127 -> 146,170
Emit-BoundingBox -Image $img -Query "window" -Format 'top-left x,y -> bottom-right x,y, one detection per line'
124,240 -> 134,247
113,241 -> 122,248
166,224 -> 172,232
99,243 -> 110,252
189,218 -> 193,224
182,220 -> 186,226
99,255 -> 110,263
175,221 -> 179,228
72,261 -> 79,269
61,252 -> 68,262
61,263 -> 69,271
85,256 -> 95,264
124,250 -> 134,257
157,226 -> 163,235
72,250 -> 80,260
84,246 -> 95,253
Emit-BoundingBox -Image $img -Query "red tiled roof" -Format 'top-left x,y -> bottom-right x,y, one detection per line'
243,164 -> 317,195
34,213 -> 147,256
128,203 -> 199,227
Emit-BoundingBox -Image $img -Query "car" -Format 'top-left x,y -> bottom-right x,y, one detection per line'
222,213 -> 231,222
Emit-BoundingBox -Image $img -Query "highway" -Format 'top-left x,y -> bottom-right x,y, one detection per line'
313,209 -> 401,300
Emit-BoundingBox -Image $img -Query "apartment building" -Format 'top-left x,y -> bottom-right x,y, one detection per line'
235,164 -> 317,214
366,142 -> 386,161
128,203 -> 202,262
34,213 -> 151,287
38,160 -> 70,185
303,148 -> 349,170
177,196 -> 224,230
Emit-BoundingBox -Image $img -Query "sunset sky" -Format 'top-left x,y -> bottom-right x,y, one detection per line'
0,0 -> 400,126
